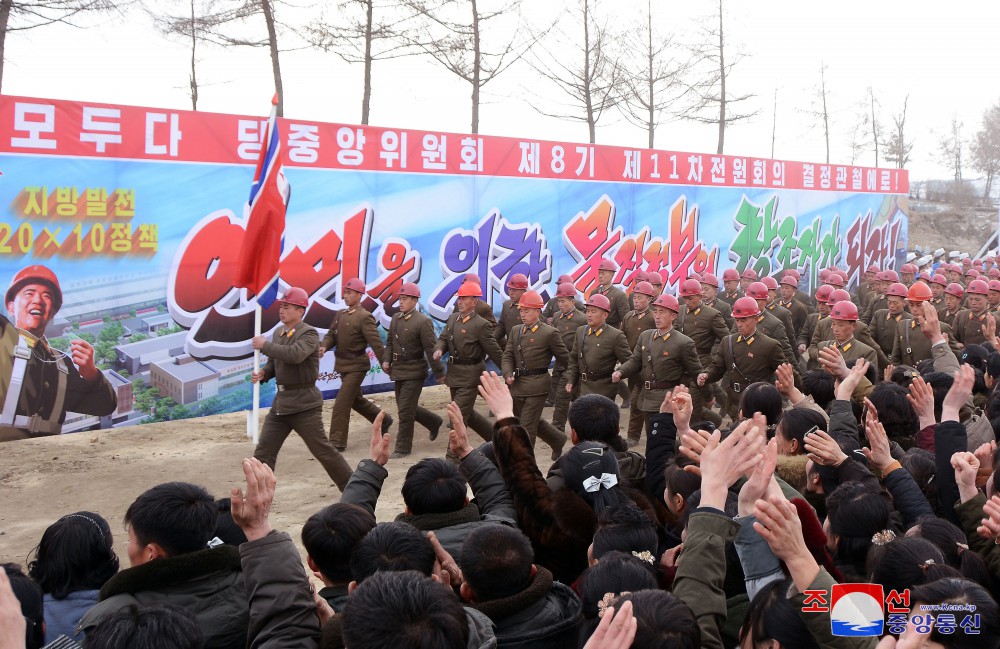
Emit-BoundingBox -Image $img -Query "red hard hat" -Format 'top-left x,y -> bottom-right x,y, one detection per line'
901,263 -> 918,274
882,270 -> 899,282
830,300 -> 859,321
652,293 -> 680,312
780,276 -> 798,288
722,268 -> 740,281
5,264 -> 62,312
701,273 -> 721,288
966,269 -> 981,279
506,273 -> 529,290
679,278 -> 703,297
634,270 -> 649,283
989,280 -> 1000,293
398,282 -> 421,298
967,279 -> 990,295
517,290 -> 544,309
815,285 -> 835,304
988,268 -> 1000,279
464,273 -> 482,285
819,269 -> 831,281
945,283 -> 965,298
874,271 -> 885,281
746,282 -> 769,300
587,293 -> 611,312
598,259 -> 617,272
761,276 -> 779,291
866,264 -> 881,273
732,296 -> 761,318
344,277 -> 366,294
931,273 -> 948,286
741,268 -> 758,280
633,281 -> 656,297
556,282 -> 577,298
827,274 -> 846,288
687,272 -> 704,282
828,289 -> 852,304
782,269 -> 801,281
279,287 -> 309,308
917,272 -> 931,282
885,282 -> 909,298
557,274 -> 573,284
647,271 -> 664,285
906,282 -> 932,302
457,282 -> 483,298
963,258 -> 973,268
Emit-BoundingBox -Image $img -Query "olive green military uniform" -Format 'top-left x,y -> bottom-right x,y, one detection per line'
808,316 -> 888,373
870,310 -> 912,358
384,308 -> 445,455
794,290 -> 817,314
254,323 -> 353,490
495,298 -> 523,350
705,297 -> 734,330
719,289 -> 743,307
677,302 -> 730,426
857,282 -> 873,310
501,321 -> 569,453
0,318 -> 117,442
930,296 -> 945,311
891,318 -> 961,367
765,302 -> 798,352
738,311 -> 799,372
620,307 -> 655,442
861,295 -> 888,325
938,306 -> 967,330
549,307 -> 585,432
435,310 -> 505,441
564,324 -> 631,401
953,309 -> 992,348
779,298 -> 809,337
817,337 -> 879,383
542,296 -> 585,322
702,329 -> 785,421
321,306 -> 386,450
593,284 -> 630,328
453,298 -> 498,326
617,327 -> 704,434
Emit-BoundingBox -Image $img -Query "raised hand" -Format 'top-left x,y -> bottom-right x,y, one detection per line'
447,401 -> 473,459
478,371 -> 515,420
231,458 -> 276,542
370,411 -> 391,466
803,428 -> 849,467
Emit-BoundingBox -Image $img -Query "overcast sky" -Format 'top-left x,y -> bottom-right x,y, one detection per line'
8,0 -> 999,180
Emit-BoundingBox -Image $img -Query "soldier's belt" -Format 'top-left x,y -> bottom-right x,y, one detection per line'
643,380 -> 677,390
277,383 -> 314,392
580,372 -> 612,382
393,351 -> 424,361
334,349 -> 366,360
449,356 -> 483,365
514,368 -> 549,377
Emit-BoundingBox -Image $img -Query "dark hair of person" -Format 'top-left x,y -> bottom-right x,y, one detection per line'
342,571 -> 469,649
775,408 -> 828,455
869,383 -> 919,440
124,482 -> 216,557
3,564 -> 44,649
663,458 -> 701,512
302,503 -> 377,583
459,524 -> 533,601
922,371 -> 954,422
568,394 -> 626,452
401,459 -> 467,515
909,518 -> 992,589
987,352 -> 1000,381
211,499 -> 247,547
27,511 -> 119,599
591,504 -> 657,561
740,579 -> 820,649
802,370 -> 836,410
888,365 -> 921,389
350,522 -> 436,584
902,449 -> 940,516
561,442 -> 629,513
960,344 -> 989,374
826,481 -> 894,581
909,578 -> 1000,649
616,589 -> 700,649
973,368 -> 989,397
869,537 -> 961,594
83,603 -> 205,649
578,551 -> 658,620
738,382 -> 783,427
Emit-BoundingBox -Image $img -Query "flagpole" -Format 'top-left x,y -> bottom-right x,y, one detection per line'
249,303 -> 262,443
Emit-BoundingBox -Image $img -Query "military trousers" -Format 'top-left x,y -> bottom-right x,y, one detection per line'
550,367 -> 573,431
393,379 -> 443,454
626,379 -> 643,442
254,406 -> 353,491
329,370 -> 382,449
449,385 -> 494,442
513,393 -> 566,453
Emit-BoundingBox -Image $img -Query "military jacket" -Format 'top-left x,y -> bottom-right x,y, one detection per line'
384,309 -> 444,381
552,308 -> 586,368
262,322 -> 324,415
321,306 -> 384,373
621,308 -> 655,350
870,310 -> 912,358
703,330 -> 784,388
564,324 -> 631,399
617,327 -> 703,411
677,303 -> 729,356
704,297 -> 734,329
779,298 -> 810,336
435,311 -> 504,388
954,309 -> 992,348
592,284 -> 630,328
501,322 -> 569,396
891,318 -> 961,367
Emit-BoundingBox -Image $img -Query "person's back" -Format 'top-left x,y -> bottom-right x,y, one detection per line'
78,482 -> 248,649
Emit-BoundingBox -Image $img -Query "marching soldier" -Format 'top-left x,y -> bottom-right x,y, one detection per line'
697,297 -> 785,422
453,273 -> 498,326
614,293 -> 703,436
778,276 -> 810,334
550,282 -> 586,433
676,278 -> 729,425
939,283 -> 967,329
808,288 -> 888,373
953,279 -> 993,349
720,268 -> 743,306
434,281 -> 505,443
620,280 -> 657,446
700,273 -> 734,329
382,282 -> 445,458
900,263 -> 918,287
743,282 -> 799,370
253,287 -> 354,490
627,270 -> 650,311
501,290 -> 570,459
564,293 -> 631,402
320,278 -> 390,451
817,300 -> 879,384
592,258 -> 630,328
891,283 -> 961,367
496,273 -> 527,350
542,274 -> 585,323
740,268 -> 758,292
869,282 -> 912,358
929,274 -> 948,311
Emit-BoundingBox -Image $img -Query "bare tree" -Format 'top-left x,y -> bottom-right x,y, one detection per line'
530,0 -> 620,144
866,86 -> 881,167
399,0 -> 536,134
0,0 -> 123,93
938,116 -> 965,206
971,103 -> 1000,205
683,0 -> 757,154
798,63 -> 831,163
846,87 -> 881,166
770,87 -> 777,158
881,95 -> 913,170
615,0 -> 688,148
306,0 -> 413,124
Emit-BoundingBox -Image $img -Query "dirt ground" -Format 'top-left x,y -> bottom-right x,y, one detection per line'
0,385 -> 580,571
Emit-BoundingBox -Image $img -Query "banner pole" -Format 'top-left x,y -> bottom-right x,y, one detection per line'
249,302 -> 262,443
